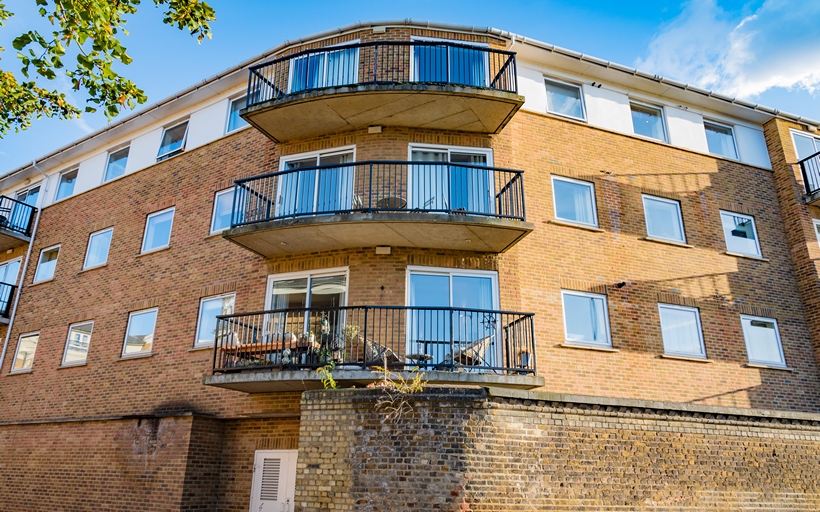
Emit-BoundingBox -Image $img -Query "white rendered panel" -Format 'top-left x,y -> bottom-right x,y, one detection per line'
125,128 -> 163,174
186,99 -> 230,150
583,85 -> 632,134
735,125 -> 771,169
516,66 -> 547,114
665,106 -> 708,153
74,152 -> 107,196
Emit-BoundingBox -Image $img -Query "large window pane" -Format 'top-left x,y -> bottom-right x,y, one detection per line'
84,228 -> 113,268
631,103 -> 667,141
552,177 -> 596,226
741,316 -> 785,367
142,208 -> 174,253
56,170 -> 78,201
0,259 -> 21,285
104,147 -> 130,182
545,79 -> 584,120
720,211 -> 761,257
562,291 -> 610,347
124,309 -> 158,355
794,133 -> 820,161
63,322 -> 93,364
196,294 -> 235,346
12,333 -> 38,371
227,97 -> 249,133
704,121 -> 738,159
211,189 -> 234,233
643,196 -> 685,242
659,305 -> 705,357
157,122 -> 188,161
34,246 -> 59,282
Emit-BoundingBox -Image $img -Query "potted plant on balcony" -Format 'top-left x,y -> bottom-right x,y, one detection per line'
518,347 -> 531,369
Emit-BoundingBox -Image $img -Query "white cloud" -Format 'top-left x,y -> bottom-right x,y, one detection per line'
636,0 -> 820,100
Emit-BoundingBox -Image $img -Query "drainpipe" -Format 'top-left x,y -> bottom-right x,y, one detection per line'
0,161 -> 46,371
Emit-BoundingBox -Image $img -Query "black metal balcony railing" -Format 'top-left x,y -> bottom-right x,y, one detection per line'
246,41 -> 518,108
0,196 -> 36,237
231,161 -> 525,227
212,306 -> 536,375
0,283 -> 16,318
799,150 -> 820,196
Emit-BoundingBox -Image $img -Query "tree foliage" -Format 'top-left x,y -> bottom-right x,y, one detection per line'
0,0 -> 216,137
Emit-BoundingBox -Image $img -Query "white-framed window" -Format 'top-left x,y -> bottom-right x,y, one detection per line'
62,321 -> 94,366
11,332 -> 39,372
792,130 -> 820,160
630,102 -> 667,142
410,37 -> 489,87
195,293 -> 236,346
250,450 -> 298,511
277,147 -> 356,217
658,304 -> 706,358
720,210 -> 761,257
408,143 -> 494,214
0,258 -> 22,286
289,42 -> 360,93
16,183 -> 41,208
544,77 -> 586,121
561,290 -> 611,348
226,96 -> 249,133
813,219 -> 820,247
141,207 -> 175,254
551,175 -> 598,226
83,227 -> 113,269
123,308 -> 158,356
104,147 -> 130,183
55,169 -> 79,202
407,266 -> 500,366
210,188 -> 234,234
741,315 -> 786,368
33,244 -> 60,283
157,121 -> 189,161
704,120 -> 739,159
642,195 -> 686,243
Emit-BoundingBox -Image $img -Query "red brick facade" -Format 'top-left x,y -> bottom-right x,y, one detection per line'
1,23 -> 819,511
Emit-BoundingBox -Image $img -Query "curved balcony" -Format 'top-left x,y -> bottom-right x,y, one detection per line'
0,195 -> 35,252
222,161 -> 533,256
242,41 -> 524,142
204,305 -> 543,392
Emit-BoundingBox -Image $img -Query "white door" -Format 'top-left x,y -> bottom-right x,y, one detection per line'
250,450 -> 298,512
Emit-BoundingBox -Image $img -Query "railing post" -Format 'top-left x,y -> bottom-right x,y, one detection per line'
368,163 -> 373,211
362,306 -> 369,369
529,315 -> 536,373
373,44 -> 379,83
449,309 -> 455,371
445,44 -> 450,85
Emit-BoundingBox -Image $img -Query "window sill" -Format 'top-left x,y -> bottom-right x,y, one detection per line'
28,278 -> 54,288
58,362 -> 87,369
548,219 -> 605,232
660,354 -> 713,363
78,263 -> 107,274
724,251 -> 769,262
7,369 -> 32,375
117,352 -> 154,361
745,363 -> 793,372
641,237 -> 694,249
188,345 -> 214,352
559,343 -> 619,353
137,246 -> 171,258
204,231 -> 228,240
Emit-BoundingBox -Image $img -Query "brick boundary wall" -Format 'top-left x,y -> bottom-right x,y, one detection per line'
297,386 -> 820,511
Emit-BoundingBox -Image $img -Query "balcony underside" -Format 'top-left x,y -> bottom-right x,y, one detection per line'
223,213 -> 533,256
0,229 -> 29,253
241,84 -> 524,143
204,369 -> 544,393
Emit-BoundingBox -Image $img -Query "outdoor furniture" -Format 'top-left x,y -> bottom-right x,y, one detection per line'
445,335 -> 493,367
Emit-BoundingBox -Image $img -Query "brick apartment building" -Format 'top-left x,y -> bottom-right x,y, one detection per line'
1,20 -> 820,511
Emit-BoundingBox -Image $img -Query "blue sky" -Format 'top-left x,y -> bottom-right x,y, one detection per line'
1,0 -> 818,173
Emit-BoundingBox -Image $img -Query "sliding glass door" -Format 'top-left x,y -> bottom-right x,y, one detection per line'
290,46 -> 359,93
409,148 -> 493,215
277,151 -> 354,217
413,43 -> 487,87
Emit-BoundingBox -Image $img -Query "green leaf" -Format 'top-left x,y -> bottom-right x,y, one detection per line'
11,34 -> 30,50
